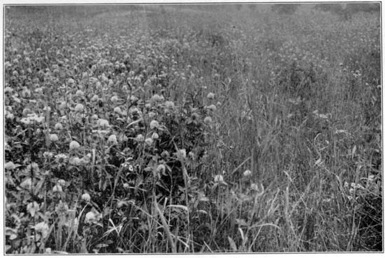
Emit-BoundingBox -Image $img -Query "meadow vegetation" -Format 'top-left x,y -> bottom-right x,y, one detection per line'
4,4 -> 381,253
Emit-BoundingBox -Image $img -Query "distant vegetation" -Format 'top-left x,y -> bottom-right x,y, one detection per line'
271,4 -> 301,15
314,3 -> 380,20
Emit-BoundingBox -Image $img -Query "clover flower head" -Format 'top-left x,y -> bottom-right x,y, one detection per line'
74,103 -> 84,112
135,134 -> 144,142
91,95 -> 99,102
191,113 -> 200,120
85,211 -> 96,224
5,62 -> 12,68
5,161 -> 16,170
54,122 -> 63,130
145,138 -> 153,146
5,87 -> 13,94
111,95 -> 119,103
35,87 -> 43,94
129,95 -> 139,102
52,184 -> 63,193
50,134 -> 59,142
152,132 -> 159,139
43,152 -> 54,159
5,111 -> 14,119
79,154 -> 89,165
250,183 -> 262,192
27,201 -> 39,216
150,120 -> 160,130
55,201 -> 69,215
58,101 -> 67,110
107,134 -> 118,145
204,116 -> 213,124
20,113 -> 42,125
129,107 -> 140,116
176,149 -> 186,159
214,174 -> 224,183
207,92 -> 215,99
58,179 -> 66,186
189,151 -> 196,161
151,94 -> 163,102
27,201 -> 39,210
164,101 -> 175,109
243,169 -> 252,177
70,156 -> 82,166
34,222 -> 49,238
20,178 -> 32,190
206,104 -> 217,112
55,153 -> 68,164
82,193 -> 91,202
69,141 -> 80,150
75,90 -> 84,97
43,105 -> 51,112
21,88 -> 31,98
156,164 -> 166,173
97,118 -> 110,128
23,108 -> 32,116
26,113 -> 45,123
26,162 -> 39,174
68,78 -> 75,85
114,106 -> 122,114
161,150 -> 170,159
145,103 -> 151,110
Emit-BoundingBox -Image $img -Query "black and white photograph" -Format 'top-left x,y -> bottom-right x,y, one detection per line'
3,1 -> 382,254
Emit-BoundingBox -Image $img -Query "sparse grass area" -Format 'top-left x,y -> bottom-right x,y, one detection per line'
4,4 -> 381,253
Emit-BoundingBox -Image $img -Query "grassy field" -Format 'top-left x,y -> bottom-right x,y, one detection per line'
4,4 -> 382,253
